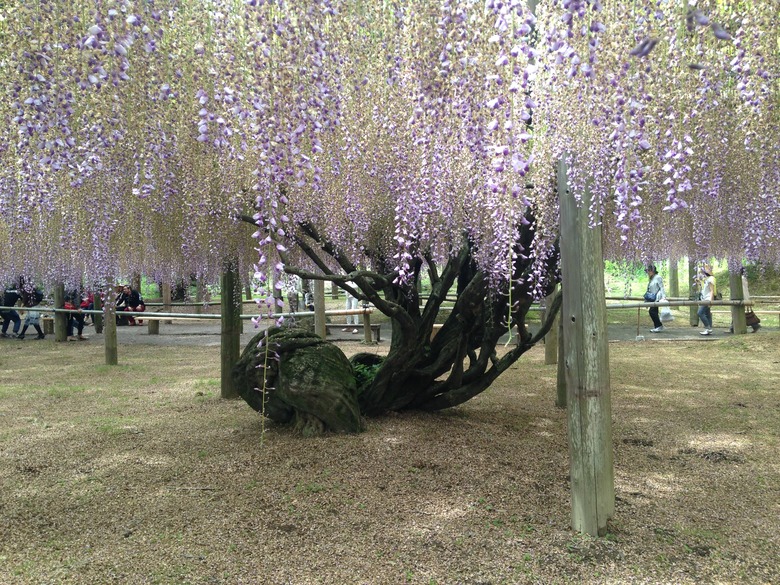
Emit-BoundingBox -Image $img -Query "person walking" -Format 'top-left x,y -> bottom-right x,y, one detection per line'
697,264 -> 716,335
644,264 -> 665,332
1,284 -> 22,338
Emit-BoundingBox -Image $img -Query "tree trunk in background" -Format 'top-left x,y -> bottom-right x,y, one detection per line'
220,260 -> 241,399
668,258 -> 679,297
53,284 -> 67,342
330,281 -> 339,300
131,273 -> 142,294
558,156 -> 614,536
194,280 -> 204,314
688,260 -> 699,326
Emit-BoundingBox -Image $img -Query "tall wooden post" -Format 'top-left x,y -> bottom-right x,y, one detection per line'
314,279 -> 326,338
93,291 -> 103,334
544,285 -> 559,366
556,316 -> 566,408
729,268 -> 747,335
558,156 -> 615,536
53,284 -> 67,342
688,259 -> 699,326
668,258 -> 679,298
221,260 -> 241,399
362,306 -> 372,344
103,282 -> 118,365
162,282 -> 172,325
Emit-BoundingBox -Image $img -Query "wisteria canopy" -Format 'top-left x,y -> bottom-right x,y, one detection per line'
0,0 -> 778,292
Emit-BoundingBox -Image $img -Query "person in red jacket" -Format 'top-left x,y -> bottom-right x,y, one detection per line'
65,295 -> 87,341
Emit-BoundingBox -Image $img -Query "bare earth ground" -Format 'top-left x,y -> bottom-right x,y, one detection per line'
0,329 -> 779,584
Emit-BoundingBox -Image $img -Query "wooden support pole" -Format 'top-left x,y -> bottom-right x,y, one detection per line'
103,282 -> 118,365
558,156 -> 615,536
162,282 -> 172,325
220,261 -> 241,399
688,260 -> 699,326
93,291 -> 103,334
53,284 -> 67,342
314,279 -> 326,338
668,258 -> 679,298
544,285 -> 559,366
729,268 -> 747,335
362,306 -> 372,344
556,315 -> 566,408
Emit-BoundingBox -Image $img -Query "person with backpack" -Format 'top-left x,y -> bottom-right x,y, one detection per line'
697,264 -> 717,336
644,264 -> 666,333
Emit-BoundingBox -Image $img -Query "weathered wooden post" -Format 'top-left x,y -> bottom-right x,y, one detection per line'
93,291 -> 103,334
729,266 -> 747,335
220,260 -> 241,399
362,305 -> 372,344
103,282 -> 118,365
688,259 -> 699,326
668,258 -> 679,298
558,156 -> 615,536
314,279 -> 326,338
162,282 -> 172,325
314,280 -> 328,339
53,284 -> 67,342
556,316 -> 566,408
544,285 -> 559,366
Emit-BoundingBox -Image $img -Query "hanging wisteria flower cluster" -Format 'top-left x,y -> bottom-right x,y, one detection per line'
0,0 -> 777,294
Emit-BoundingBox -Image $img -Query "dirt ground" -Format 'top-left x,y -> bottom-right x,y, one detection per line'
0,329 -> 778,584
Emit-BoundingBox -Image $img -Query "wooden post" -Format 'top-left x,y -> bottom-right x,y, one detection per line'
314,279 -> 326,338
688,260 -> 699,326
53,284 -> 67,342
544,285 -> 559,366
162,282 -> 172,325
668,258 -> 679,298
103,282 -> 118,365
729,268 -> 747,335
558,156 -> 615,536
362,306 -> 372,344
556,316 -> 566,408
93,292 -> 103,334
220,260 -> 241,399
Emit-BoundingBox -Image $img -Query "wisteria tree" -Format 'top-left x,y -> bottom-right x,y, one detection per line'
1,1 -> 778,431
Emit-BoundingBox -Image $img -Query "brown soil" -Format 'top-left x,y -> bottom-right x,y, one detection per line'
0,331 -> 778,584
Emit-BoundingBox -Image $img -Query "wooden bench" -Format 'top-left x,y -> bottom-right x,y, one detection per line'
324,323 -> 381,342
